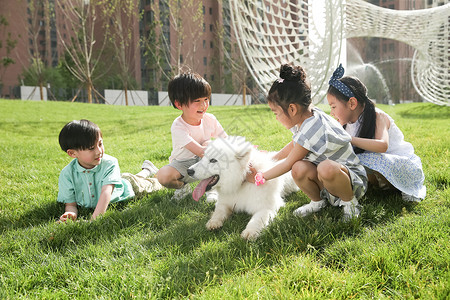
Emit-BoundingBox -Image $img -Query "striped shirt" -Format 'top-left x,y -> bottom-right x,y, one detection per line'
290,107 -> 367,187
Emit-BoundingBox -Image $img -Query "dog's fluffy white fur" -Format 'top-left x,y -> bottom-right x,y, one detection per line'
187,136 -> 298,240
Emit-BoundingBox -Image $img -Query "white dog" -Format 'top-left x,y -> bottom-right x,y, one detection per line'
187,136 -> 298,240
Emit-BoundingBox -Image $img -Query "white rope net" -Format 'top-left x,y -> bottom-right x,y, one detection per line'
230,0 -> 450,105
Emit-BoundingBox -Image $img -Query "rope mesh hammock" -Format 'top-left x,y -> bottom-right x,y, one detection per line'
230,0 -> 450,105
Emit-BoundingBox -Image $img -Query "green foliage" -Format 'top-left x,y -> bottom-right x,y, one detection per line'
1,56 -> 14,67
0,15 -> 18,85
21,58 -> 47,86
100,0 -> 141,90
39,51 -> 80,92
20,53 -> 81,100
0,100 -> 448,299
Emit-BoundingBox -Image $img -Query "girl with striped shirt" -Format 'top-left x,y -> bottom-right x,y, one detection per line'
248,64 -> 367,220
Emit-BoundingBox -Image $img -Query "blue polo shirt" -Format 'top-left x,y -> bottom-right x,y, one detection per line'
57,154 -> 134,208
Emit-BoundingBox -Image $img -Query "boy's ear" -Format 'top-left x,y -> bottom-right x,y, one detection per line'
67,149 -> 77,158
174,100 -> 182,110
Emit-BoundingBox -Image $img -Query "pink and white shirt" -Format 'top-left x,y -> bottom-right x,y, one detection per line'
169,113 -> 227,162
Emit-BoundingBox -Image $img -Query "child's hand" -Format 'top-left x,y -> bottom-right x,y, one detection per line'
59,212 -> 77,222
246,164 -> 257,183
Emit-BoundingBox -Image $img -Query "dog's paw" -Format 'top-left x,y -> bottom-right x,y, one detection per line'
206,219 -> 223,230
240,228 -> 260,241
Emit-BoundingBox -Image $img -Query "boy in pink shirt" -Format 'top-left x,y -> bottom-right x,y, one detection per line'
156,71 -> 227,201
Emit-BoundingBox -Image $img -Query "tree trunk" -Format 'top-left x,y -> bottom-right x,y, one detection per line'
125,86 -> 129,106
87,82 -> 92,103
39,83 -> 44,101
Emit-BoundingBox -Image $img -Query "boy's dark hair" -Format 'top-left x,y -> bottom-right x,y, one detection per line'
267,64 -> 312,114
327,76 -> 376,154
59,119 -> 102,152
168,71 -> 211,108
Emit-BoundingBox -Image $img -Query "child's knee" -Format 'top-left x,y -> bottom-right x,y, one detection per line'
155,168 -> 171,186
292,161 -> 314,180
317,160 -> 340,181
156,166 -> 180,187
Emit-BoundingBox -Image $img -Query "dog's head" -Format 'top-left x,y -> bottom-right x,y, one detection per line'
187,136 -> 253,200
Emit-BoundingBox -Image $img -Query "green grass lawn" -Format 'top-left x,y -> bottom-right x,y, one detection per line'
0,99 -> 449,299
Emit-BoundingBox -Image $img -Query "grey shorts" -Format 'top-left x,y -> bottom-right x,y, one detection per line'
168,157 -> 201,183
321,164 -> 368,206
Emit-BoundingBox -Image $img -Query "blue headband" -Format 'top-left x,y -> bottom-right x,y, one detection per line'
329,64 -> 355,98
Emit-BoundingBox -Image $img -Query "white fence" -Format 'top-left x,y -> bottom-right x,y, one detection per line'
158,91 -> 250,106
105,89 -> 148,106
19,87 -> 252,106
21,86 -> 47,101
211,93 -> 250,106
158,91 -> 171,106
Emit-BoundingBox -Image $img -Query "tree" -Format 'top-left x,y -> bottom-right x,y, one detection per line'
102,0 -> 141,105
0,15 -> 18,95
211,1 -> 258,102
56,0 -> 108,103
19,0 -> 53,100
141,0 -> 204,90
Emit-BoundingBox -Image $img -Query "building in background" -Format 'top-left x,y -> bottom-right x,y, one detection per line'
0,0 -> 75,99
138,0 -> 247,102
1,1 -> 56,97
0,0 -> 248,101
1,0 -> 446,103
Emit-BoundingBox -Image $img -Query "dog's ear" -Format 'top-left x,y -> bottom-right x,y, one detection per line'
235,141 -> 253,161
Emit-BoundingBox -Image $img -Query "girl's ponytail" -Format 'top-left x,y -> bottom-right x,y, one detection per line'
354,89 -> 376,154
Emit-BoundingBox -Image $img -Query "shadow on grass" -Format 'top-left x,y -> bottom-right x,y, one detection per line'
5,187 -> 421,298
0,200 -> 62,231
38,190 -> 212,250
129,189 -> 421,297
429,173 -> 450,190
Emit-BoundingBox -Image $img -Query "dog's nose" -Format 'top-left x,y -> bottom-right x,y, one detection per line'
187,168 -> 194,176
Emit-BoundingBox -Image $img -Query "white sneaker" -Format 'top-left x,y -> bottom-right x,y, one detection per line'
142,160 -> 159,176
172,184 -> 192,201
205,190 -> 218,203
341,198 -> 361,221
401,192 -> 421,203
293,200 -> 326,217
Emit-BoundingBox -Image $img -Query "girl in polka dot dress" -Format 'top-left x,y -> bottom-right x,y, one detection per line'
327,64 -> 426,202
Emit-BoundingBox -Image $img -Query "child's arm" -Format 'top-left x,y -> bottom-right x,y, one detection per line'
248,142 -> 308,183
272,141 -> 294,161
91,184 -> 114,220
59,202 -> 78,222
351,112 -> 390,153
264,143 -> 308,180
184,141 -> 206,157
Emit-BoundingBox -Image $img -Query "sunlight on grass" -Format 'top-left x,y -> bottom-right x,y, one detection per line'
0,99 -> 448,298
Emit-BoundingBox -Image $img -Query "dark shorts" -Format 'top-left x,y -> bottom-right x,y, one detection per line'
168,157 -> 201,183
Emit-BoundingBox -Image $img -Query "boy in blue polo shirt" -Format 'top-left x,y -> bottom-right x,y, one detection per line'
57,119 -> 162,221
